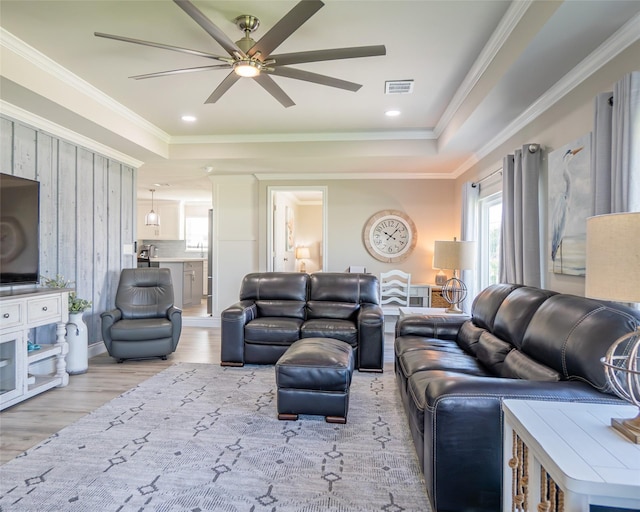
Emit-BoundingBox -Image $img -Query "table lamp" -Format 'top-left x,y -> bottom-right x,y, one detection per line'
433,238 -> 476,313
295,246 -> 311,273
585,212 -> 640,443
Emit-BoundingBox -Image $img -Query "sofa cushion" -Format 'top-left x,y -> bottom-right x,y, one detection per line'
455,320 -> 485,355
501,350 -> 561,381
397,348 -> 489,380
245,317 -> 303,344
255,299 -> 306,319
309,272 -> 379,304
301,319 -> 358,346
395,336 -> 463,357
240,272 -> 308,319
475,332 -> 512,375
492,287 -> 557,349
470,283 -> 522,331
306,300 -> 358,320
521,294 -> 640,392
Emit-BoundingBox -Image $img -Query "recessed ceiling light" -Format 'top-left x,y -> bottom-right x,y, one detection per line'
385,110 -> 401,117
181,115 -> 197,122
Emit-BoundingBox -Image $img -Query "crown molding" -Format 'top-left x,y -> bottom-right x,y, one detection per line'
0,100 -> 144,168
0,28 -> 170,144
255,172 -> 455,181
171,129 -> 436,145
434,0 -> 534,138
453,10 -> 640,179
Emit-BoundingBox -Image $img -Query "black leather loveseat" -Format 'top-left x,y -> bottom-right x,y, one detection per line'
221,272 -> 384,371
394,283 -> 640,512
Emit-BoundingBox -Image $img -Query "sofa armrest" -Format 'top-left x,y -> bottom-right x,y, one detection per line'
395,314 -> 468,340
100,308 -> 122,349
421,374 -> 622,512
167,306 -> 182,350
357,303 -> 384,372
220,300 -> 257,365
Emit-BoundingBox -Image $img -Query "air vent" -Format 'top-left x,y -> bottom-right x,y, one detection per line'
385,80 -> 414,95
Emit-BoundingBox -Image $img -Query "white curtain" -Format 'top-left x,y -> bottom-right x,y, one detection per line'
592,71 -> 640,214
460,181 -> 479,312
499,144 -> 542,286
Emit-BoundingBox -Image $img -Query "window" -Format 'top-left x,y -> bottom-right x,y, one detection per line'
184,204 -> 210,253
477,192 -> 502,290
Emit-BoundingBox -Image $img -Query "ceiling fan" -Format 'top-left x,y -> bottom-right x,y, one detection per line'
95,0 -> 386,108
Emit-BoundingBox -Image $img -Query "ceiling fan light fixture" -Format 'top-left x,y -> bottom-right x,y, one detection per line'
234,60 -> 261,77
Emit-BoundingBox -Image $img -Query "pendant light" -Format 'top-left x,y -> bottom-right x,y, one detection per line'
144,189 -> 160,226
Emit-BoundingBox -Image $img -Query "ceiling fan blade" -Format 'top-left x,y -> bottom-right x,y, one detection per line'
253,74 -> 295,108
271,45 -> 386,67
268,67 -> 362,92
173,0 -> 245,57
205,72 -> 241,104
249,0 -> 324,58
94,32 -> 231,62
130,64 -> 230,80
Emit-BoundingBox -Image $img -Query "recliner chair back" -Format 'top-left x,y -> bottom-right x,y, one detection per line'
307,273 -> 379,319
116,268 -> 175,319
239,272 -> 308,318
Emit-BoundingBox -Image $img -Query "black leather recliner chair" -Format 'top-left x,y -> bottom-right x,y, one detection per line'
221,272 -> 384,371
101,268 -> 182,362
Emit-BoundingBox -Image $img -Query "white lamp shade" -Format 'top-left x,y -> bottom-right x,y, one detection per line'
585,212 -> 640,303
433,240 -> 476,270
295,247 -> 311,259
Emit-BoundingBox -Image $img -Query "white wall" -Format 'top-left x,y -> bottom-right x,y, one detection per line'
455,40 -> 640,296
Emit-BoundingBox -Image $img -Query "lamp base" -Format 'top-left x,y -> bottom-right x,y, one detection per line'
611,412 -> 640,444
445,304 -> 464,314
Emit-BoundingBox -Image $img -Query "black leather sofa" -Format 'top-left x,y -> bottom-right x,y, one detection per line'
221,272 -> 384,371
394,283 -> 640,512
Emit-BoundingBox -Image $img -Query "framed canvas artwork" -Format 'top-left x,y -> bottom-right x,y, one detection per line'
548,133 -> 592,276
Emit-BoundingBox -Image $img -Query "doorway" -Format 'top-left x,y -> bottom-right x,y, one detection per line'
267,186 -> 327,272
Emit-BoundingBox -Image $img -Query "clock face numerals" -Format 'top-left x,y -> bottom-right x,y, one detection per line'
371,218 -> 410,255
363,210 -> 417,263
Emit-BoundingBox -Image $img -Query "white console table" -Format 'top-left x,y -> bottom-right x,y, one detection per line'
0,288 -> 69,410
502,399 -> 640,512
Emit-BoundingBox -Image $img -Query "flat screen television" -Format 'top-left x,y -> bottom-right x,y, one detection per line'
0,173 -> 40,285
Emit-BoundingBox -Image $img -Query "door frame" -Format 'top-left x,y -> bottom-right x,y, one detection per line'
267,186 -> 328,272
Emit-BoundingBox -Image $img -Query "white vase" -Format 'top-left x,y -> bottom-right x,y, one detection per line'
66,312 -> 88,374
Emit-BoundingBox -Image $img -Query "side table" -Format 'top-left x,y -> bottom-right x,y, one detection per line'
502,399 -> 640,512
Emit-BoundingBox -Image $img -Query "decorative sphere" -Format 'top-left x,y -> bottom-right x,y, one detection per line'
442,277 -> 468,306
601,330 -> 640,407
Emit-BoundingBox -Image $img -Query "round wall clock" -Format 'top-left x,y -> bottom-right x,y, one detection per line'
363,209 -> 417,263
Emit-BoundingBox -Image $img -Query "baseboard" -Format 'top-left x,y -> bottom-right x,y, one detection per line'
88,342 -> 107,358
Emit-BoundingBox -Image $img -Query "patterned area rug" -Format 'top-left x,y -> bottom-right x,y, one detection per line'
0,362 -> 431,511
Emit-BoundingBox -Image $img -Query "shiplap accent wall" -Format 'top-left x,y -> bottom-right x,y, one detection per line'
0,115 -> 136,344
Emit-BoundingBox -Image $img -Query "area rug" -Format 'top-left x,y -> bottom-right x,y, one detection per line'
0,362 -> 431,511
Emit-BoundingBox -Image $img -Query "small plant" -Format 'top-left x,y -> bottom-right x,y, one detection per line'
41,275 -> 91,313
41,274 -> 74,289
69,292 -> 92,313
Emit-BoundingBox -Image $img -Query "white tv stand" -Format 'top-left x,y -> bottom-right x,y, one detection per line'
0,288 -> 69,410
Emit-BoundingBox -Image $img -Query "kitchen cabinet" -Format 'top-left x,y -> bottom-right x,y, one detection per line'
0,289 -> 70,411
137,200 -> 183,240
153,259 -> 204,309
183,261 -> 203,307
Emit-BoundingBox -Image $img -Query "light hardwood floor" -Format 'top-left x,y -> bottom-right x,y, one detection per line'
0,326 -> 223,464
0,327 -> 395,465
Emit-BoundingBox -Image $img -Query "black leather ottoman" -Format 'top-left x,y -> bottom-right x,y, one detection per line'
275,337 -> 355,424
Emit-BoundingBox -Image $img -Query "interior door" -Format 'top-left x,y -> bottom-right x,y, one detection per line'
268,187 -> 327,272
273,200 -> 295,271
